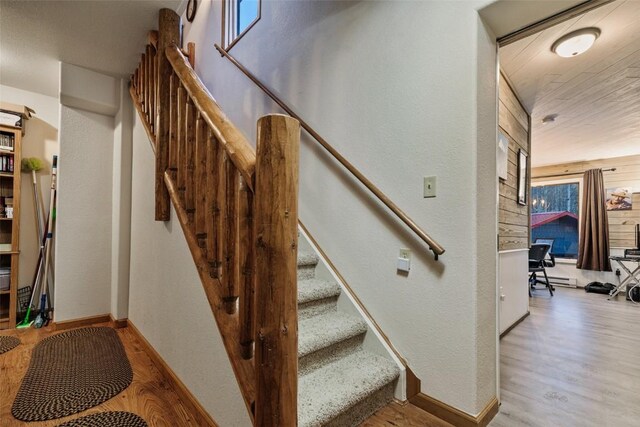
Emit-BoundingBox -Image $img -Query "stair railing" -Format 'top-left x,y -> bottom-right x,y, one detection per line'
213,44 -> 445,260
130,9 -> 300,426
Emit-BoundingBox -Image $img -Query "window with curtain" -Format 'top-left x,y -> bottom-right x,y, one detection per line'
531,181 -> 580,258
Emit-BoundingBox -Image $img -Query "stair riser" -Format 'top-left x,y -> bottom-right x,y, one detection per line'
299,334 -> 364,376
298,297 -> 338,320
297,265 -> 317,280
323,381 -> 397,427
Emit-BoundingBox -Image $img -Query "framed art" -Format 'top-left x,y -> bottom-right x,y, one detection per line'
517,149 -> 528,205
497,131 -> 509,181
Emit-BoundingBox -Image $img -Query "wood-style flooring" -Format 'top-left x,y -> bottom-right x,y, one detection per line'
361,402 -> 453,427
0,323 -> 205,426
491,287 -> 640,427
0,321 -> 450,427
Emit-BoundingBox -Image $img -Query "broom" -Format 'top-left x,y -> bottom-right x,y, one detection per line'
17,158 -> 46,328
35,155 -> 58,329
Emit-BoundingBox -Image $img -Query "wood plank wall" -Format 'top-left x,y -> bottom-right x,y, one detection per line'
498,73 -> 531,251
532,154 -> 640,249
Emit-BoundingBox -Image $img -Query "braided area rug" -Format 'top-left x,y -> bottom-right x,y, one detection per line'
0,335 -> 20,354
12,327 -> 133,421
56,412 -> 148,427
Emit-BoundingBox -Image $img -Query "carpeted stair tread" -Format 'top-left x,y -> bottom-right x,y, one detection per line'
298,252 -> 319,268
298,278 -> 341,305
298,350 -> 400,427
299,312 -> 367,358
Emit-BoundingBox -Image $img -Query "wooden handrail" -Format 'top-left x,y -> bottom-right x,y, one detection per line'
166,45 -> 256,190
214,44 -> 445,260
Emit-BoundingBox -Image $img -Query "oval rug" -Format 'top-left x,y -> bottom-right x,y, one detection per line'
57,411 -> 148,427
12,327 -> 133,421
0,335 -> 20,354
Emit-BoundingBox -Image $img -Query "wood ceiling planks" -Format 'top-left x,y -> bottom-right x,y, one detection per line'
500,0 -> 640,167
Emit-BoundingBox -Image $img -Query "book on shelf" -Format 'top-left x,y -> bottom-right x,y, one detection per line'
0,134 -> 14,152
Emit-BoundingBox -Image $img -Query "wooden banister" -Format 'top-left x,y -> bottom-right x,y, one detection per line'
214,44 -> 445,260
165,45 -> 256,190
130,10 -> 301,425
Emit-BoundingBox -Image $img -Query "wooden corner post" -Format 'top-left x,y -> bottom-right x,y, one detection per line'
155,8 -> 181,221
254,114 -> 300,426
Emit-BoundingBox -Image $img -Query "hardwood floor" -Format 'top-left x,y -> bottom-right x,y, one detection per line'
491,287 -> 640,427
360,402 -> 453,427
0,322 -> 206,426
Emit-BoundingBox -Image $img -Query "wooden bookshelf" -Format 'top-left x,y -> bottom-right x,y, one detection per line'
0,124 -> 21,329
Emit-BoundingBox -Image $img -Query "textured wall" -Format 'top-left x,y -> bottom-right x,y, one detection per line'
180,0 -> 497,415
128,113 -> 251,426
55,106 -> 113,321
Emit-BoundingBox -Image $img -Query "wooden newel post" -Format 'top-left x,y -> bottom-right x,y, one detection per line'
254,114 -> 300,426
155,8 -> 181,221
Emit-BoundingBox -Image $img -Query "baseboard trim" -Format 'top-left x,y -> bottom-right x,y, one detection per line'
500,311 -> 530,339
410,393 -> 499,427
109,314 -> 128,329
54,314 -> 112,331
127,320 -> 218,427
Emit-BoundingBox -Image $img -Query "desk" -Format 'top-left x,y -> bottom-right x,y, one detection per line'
608,256 -> 640,300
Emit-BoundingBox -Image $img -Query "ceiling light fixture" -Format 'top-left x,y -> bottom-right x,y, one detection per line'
542,114 -> 558,124
552,28 -> 600,58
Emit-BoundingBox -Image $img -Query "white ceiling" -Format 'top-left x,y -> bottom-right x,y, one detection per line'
500,0 -> 640,167
0,0 -> 183,98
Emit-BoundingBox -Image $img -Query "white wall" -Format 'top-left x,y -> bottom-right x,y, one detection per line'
498,250 -> 529,334
55,105 -> 113,321
111,81 -> 133,320
128,112 -> 251,426
0,85 -> 59,290
179,0 -> 497,415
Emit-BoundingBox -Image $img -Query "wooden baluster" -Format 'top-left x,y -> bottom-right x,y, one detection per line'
222,167 -> 240,314
168,74 -> 178,179
238,176 -> 255,360
152,48 -> 156,132
138,60 -> 144,104
175,86 -> 186,203
146,46 -> 151,121
214,149 -> 228,282
178,99 -> 190,202
195,116 -> 208,247
205,131 -> 219,277
184,101 -> 197,225
141,53 -> 147,115
254,114 -> 300,426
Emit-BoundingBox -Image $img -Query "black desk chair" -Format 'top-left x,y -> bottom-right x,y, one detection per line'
529,243 -> 554,297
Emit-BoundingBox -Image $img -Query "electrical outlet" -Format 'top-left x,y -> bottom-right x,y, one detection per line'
399,248 -> 411,259
423,176 -> 436,198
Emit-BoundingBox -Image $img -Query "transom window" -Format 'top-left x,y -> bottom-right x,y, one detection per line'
223,0 -> 261,50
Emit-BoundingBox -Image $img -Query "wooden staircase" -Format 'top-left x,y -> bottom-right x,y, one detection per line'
130,9 -> 300,426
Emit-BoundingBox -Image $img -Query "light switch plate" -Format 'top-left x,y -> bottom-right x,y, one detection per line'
399,248 -> 411,259
424,176 -> 436,198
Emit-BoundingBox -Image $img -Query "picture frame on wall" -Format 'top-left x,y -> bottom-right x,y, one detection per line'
497,132 -> 509,181
517,149 -> 528,205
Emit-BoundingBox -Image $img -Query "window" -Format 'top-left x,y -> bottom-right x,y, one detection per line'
223,0 -> 261,49
531,181 -> 581,259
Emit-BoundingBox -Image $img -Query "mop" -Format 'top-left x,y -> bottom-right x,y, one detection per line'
34,155 -> 58,329
16,158 -> 46,328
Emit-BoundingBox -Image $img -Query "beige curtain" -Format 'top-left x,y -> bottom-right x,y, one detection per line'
577,169 -> 611,271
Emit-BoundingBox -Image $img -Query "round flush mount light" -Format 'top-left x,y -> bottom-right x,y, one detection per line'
552,28 -> 600,58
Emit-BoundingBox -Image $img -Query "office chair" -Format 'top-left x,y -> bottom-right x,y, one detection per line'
529,243 -> 554,297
